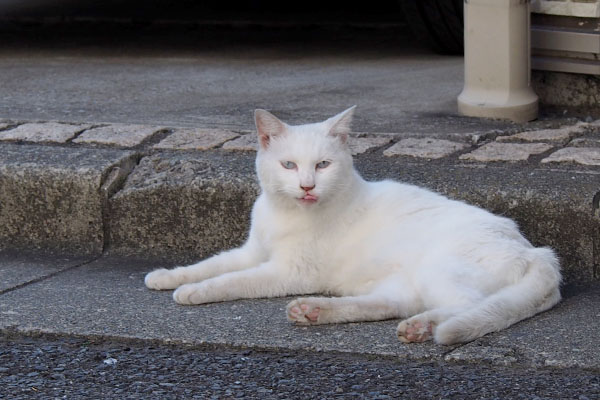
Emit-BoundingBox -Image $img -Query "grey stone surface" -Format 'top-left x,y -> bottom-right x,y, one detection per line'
532,70 -> 600,110
541,147 -> 600,166
383,138 -> 468,159
222,132 -> 257,152
347,136 -> 392,155
353,154 -> 600,283
0,122 -> 91,143
221,133 -> 392,155
154,128 -> 239,150
569,137 -> 600,147
0,30 -> 580,139
108,151 -> 259,262
459,142 -> 554,162
496,124 -> 586,144
0,257 -> 448,361
0,255 -> 598,371
0,144 -> 136,256
444,284 -> 600,370
73,123 -> 165,147
0,250 -> 93,292
107,148 -> 600,283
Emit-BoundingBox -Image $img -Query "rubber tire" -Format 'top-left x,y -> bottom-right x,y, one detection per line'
400,0 -> 464,55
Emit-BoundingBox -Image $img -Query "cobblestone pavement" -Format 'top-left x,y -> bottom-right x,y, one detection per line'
1,118 -> 600,165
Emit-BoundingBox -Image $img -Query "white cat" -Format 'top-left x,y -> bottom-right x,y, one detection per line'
145,107 -> 562,345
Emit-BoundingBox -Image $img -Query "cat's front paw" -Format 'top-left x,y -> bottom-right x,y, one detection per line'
173,283 -> 206,305
286,298 -> 322,325
396,317 -> 435,343
144,268 -> 180,290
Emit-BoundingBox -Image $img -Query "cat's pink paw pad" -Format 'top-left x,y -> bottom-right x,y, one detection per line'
397,319 -> 435,343
286,301 -> 321,324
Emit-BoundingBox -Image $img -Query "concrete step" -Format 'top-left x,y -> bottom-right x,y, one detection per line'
1,253 -> 599,372
0,119 -> 599,283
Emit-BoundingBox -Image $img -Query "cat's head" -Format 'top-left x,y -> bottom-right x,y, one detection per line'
254,106 -> 356,208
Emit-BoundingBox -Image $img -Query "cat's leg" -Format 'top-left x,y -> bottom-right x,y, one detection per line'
145,240 -> 266,290
396,259 -> 486,343
286,295 -> 415,325
172,262 -> 310,305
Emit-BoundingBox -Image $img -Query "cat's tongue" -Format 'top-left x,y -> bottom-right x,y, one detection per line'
300,193 -> 318,203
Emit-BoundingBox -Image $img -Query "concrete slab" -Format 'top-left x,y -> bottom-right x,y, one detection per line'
444,284 -> 600,370
0,144 -> 137,255
0,250 -> 93,293
0,27 -> 580,139
0,257 -> 448,361
1,255 -> 598,370
108,152 -> 259,263
354,153 -> 600,283
103,148 -> 600,282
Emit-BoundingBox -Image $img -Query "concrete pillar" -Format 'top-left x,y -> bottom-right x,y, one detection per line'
458,0 -> 538,122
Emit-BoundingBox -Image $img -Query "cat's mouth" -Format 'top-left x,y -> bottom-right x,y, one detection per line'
298,193 -> 319,204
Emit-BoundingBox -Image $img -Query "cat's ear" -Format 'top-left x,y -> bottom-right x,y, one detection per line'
255,109 -> 287,150
326,105 -> 356,144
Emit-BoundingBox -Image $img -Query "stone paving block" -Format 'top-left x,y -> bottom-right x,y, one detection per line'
541,147 -> 600,166
221,133 -> 391,155
496,124 -> 585,144
0,122 -> 91,143
222,133 -> 257,151
74,123 -> 165,147
569,137 -> 600,148
459,142 -> 553,162
154,128 -> 239,150
108,152 -> 259,262
0,144 -> 136,255
383,138 -> 468,159
348,136 -> 392,155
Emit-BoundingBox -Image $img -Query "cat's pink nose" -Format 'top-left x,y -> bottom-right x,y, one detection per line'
301,184 -> 315,192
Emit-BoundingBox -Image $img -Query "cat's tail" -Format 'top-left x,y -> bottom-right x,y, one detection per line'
434,247 -> 562,345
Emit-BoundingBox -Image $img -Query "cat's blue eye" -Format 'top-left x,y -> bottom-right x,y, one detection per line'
316,160 -> 331,169
281,161 -> 297,170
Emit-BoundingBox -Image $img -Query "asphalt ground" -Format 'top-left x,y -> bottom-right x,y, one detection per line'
0,9 -> 584,136
1,332 -> 599,400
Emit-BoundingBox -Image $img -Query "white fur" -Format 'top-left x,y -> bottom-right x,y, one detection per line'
145,107 -> 562,345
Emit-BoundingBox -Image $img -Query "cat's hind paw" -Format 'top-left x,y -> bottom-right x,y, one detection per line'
396,317 -> 435,343
144,268 -> 180,290
286,299 -> 322,325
